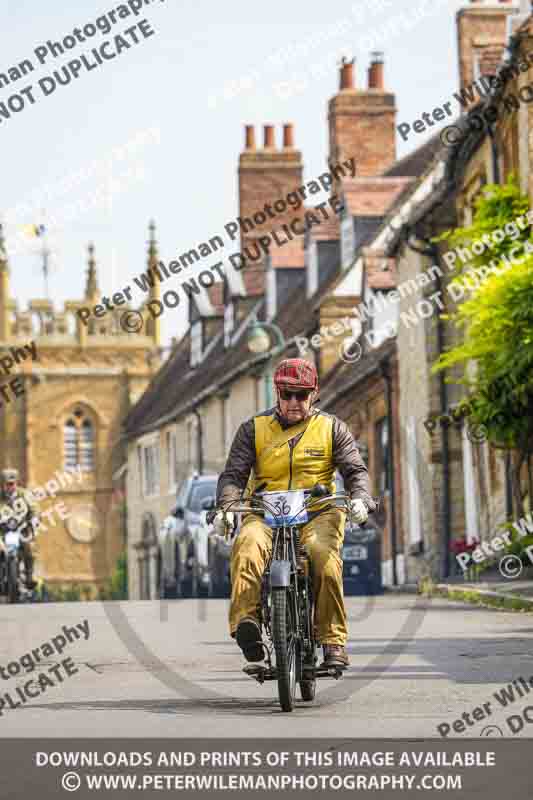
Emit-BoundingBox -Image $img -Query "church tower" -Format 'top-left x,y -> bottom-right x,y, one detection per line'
0,225 -> 160,594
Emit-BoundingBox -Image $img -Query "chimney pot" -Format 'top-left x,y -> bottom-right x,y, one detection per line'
368,51 -> 385,89
283,123 -> 294,148
263,124 -> 275,148
245,125 -> 256,150
339,58 -> 355,90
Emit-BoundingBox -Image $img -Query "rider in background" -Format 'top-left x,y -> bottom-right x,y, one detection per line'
0,468 -> 38,589
214,358 -> 376,669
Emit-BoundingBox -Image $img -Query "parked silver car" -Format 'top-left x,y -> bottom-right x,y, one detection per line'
158,473 -> 218,597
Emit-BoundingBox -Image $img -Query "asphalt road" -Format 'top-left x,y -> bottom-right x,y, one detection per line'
1,593 -> 532,738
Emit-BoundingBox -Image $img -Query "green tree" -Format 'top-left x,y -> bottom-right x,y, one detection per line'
98,551 -> 128,600
432,176 -> 533,516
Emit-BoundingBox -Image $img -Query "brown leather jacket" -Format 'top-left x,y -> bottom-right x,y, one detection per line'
217,406 -> 376,512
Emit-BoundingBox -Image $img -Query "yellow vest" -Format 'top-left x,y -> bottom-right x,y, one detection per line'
251,411 -> 336,494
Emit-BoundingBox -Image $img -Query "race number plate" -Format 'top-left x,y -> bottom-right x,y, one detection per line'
263,490 -> 308,527
4,531 -> 19,552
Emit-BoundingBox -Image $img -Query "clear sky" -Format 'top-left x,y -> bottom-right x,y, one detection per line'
2,0 -> 469,344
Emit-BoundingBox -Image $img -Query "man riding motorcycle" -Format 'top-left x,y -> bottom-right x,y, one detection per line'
214,357 -> 376,669
0,468 -> 38,589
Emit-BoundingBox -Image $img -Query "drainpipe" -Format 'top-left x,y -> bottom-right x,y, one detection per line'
487,123 -> 513,517
379,356 -> 398,586
405,231 -> 452,579
487,122 -> 501,185
192,408 -> 204,474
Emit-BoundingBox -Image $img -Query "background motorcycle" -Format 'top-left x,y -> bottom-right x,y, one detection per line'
0,517 -> 32,603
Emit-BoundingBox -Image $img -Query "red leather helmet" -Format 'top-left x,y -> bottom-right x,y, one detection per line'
273,358 -> 318,391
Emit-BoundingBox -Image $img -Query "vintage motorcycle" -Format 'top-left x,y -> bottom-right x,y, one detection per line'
0,516 -> 32,603
209,484 -> 372,712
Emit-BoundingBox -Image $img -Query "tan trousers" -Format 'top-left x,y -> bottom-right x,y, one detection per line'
229,507 -> 347,646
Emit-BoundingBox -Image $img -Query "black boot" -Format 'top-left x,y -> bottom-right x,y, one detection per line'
24,560 -> 37,590
235,617 -> 264,662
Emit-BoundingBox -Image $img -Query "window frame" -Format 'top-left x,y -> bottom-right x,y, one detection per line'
139,436 -> 160,498
190,319 -> 203,367
374,416 -> 390,496
62,408 -> 95,473
166,428 -> 178,494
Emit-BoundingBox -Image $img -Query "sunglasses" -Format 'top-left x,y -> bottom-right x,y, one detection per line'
279,389 -> 312,402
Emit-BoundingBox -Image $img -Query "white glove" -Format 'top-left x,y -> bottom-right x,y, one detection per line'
349,498 -> 368,525
213,510 -> 236,538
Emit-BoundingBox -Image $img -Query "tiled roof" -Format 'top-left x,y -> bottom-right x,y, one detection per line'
384,132 -> 443,178
124,115 -> 445,437
319,338 -> 397,408
342,177 -> 413,216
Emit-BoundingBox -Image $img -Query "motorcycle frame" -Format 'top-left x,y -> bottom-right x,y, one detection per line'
260,522 -> 314,683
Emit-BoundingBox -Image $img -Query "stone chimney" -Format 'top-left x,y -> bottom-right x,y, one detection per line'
328,54 -> 396,177
456,0 -> 518,90
238,123 -> 304,295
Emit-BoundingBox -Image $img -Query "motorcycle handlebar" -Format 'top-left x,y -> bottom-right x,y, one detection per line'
207,492 -> 379,526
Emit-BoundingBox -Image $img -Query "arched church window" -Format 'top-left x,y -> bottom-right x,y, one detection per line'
63,408 -> 95,472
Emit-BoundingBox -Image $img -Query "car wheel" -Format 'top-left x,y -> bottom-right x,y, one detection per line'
212,551 -> 229,598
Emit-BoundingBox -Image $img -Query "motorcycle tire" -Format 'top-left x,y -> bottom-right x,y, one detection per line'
7,558 -> 19,604
271,587 -> 296,712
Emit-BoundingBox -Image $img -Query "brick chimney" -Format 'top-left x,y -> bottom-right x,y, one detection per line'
238,123 -> 304,296
456,0 -> 518,91
328,54 -> 396,178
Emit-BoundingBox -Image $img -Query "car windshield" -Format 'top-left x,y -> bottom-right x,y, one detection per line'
188,481 -> 217,513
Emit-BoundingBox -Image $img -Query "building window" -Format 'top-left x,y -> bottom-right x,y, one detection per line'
186,418 -> 199,472
166,429 -> 178,492
191,320 -> 203,366
63,408 -> 95,472
266,266 -> 276,321
224,302 -> 234,347
141,441 -> 160,497
137,445 -> 143,489
375,417 -> 390,494
341,213 -> 355,270
306,240 -> 318,298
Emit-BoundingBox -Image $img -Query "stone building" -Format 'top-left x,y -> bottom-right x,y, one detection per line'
379,0 -> 532,581
124,0 -> 533,598
0,224 -> 160,593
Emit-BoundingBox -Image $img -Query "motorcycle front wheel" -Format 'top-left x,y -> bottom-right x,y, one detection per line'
7,557 -> 19,604
271,587 -> 296,712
